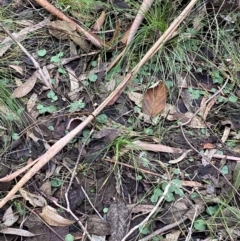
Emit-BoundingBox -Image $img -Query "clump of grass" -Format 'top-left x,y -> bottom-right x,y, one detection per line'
54,0 -> 100,26
0,83 -> 25,149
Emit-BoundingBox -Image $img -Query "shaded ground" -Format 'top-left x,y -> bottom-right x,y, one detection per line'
0,0 -> 240,241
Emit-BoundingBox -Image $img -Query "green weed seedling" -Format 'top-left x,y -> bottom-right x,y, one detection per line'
220,165 -> 229,175
206,205 -> 219,216
81,129 -> 91,144
48,125 -> 54,131
228,95 -> 238,103
96,114 -> 108,124
151,179 -> 184,203
37,104 -> 57,114
37,49 -> 47,57
65,234 -> 74,241
151,188 -> 163,203
187,87 -> 205,100
51,52 -> 64,63
194,219 -> 207,231
13,201 -> 26,216
47,90 -> 58,102
88,73 -> 98,82
69,100 -> 85,112
58,67 -> 67,74
103,207 -> 108,213
12,132 -> 19,140
139,224 -> 151,235
136,175 -> 143,181
211,70 -> 224,84
50,178 -> 63,187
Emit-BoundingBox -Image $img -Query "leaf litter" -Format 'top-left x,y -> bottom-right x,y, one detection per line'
0,0 -> 240,241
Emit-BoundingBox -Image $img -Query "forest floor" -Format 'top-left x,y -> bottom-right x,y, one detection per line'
0,0 -> 240,241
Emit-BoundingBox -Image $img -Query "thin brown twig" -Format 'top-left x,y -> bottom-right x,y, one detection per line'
0,23 -> 52,89
81,186 -> 104,220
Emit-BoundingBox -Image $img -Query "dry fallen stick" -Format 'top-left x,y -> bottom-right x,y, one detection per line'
0,0 -> 199,209
34,0 -> 109,49
0,159 -> 39,182
127,0 -> 154,45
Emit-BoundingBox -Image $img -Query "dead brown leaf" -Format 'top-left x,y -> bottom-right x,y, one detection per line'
40,205 -> 75,227
3,205 -> 19,227
19,188 -> 47,207
0,227 -> 36,237
9,65 -> 23,75
48,20 -> 90,52
92,11 -> 106,31
11,71 -> 38,98
202,142 -> 216,149
142,81 -> 168,117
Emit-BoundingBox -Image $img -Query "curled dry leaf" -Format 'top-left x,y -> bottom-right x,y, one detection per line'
92,11 -> 106,31
48,20 -> 90,52
11,71 -> 38,98
3,205 -> 19,227
9,65 -> 23,75
142,81 -> 168,117
19,188 -> 47,207
40,205 -> 75,227
161,103 -> 205,128
0,227 -> 36,237
127,91 -> 143,107
169,150 -> 192,164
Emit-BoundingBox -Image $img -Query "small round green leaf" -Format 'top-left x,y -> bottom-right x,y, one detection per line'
91,61 -> 98,67
194,219 -> 206,231
150,194 -> 159,203
51,178 -> 63,187
136,175 -> 142,181
88,73 -> 98,82
206,205 -> 218,216
37,49 -> 47,57
164,192 -> 174,202
103,207 -> 108,213
65,234 -> 74,241
228,95 -> 238,103
96,114 -> 108,124
12,133 -> 19,140
139,225 -> 150,234
153,188 -> 163,196
220,165 -> 228,175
